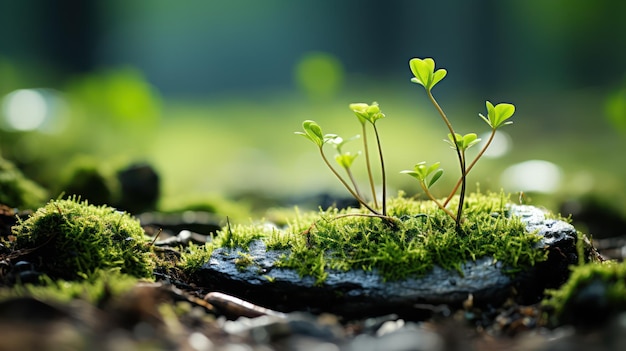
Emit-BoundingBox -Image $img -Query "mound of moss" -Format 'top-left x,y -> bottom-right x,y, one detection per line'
0,157 -> 48,209
543,261 -> 626,325
11,197 -> 154,281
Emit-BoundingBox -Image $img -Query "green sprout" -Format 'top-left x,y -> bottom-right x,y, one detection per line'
349,102 -> 387,216
296,57 -> 516,231
404,57 -> 515,229
295,119 -> 383,217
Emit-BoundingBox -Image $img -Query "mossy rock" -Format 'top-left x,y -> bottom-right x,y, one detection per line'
0,157 -> 48,210
183,192 -> 590,317
10,197 -> 154,281
543,260 -> 626,325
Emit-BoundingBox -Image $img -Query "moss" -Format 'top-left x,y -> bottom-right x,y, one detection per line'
10,197 -> 154,281
60,157 -> 120,206
178,242 -> 214,273
543,260 -> 626,323
203,191 -> 550,283
0,269 -> 141,304
234,252 -> 255,271
212,222 -> 270,249
0,157 -> 48,209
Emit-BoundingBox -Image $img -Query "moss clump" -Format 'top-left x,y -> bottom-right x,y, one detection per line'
205,191 -> 550,283
543,261 -> 626,324
178,242 -> 214,273
0,157 -> 48,209
60,157 -> 120,206
0,269 -> 140,304
11,197 -> 154,281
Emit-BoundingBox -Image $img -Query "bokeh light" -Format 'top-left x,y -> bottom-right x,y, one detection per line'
1,88 -> 68,133
294,52 -> 344,100
500,160 -> 563,194
478,131 -> 512,159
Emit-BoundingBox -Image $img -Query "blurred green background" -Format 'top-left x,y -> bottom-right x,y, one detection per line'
1,0 -> 626,234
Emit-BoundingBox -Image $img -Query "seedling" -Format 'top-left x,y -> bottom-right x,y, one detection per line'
295,117 -> 386,218
296,57 -> 515,229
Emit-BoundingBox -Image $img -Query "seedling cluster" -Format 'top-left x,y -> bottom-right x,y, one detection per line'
297,58 -> 516,230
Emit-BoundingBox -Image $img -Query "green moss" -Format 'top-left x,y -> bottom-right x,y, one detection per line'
11,197 -> 154,280
0,157 -> 48,209
212,222 -> 270,249
543,260 -> 626,319
178,242 -> 214,273
234,252 -> 255,271
0,269 -> 141,304
59,157 -> 120,206
206,191 -> 550,283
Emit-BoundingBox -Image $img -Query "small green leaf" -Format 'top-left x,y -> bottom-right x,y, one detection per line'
349,103 -> 369,125
409,57 -> 446,90
480,101 -> 515,129
325,134 -> 360,154
462,133 -> 481,150
493,103 -> 515,127
400,170 -> 420,181
335,152 -> 359,169
402,161 -> 441,180
349,102 -> 385,124
324,134 -> 342,144
431,69 -> 447,88
295,120 -> 325,147
445,133 -> 463,149
427,169 -> 444,188
402,161 -> 443,189
426,162 -> 441,176
445,133 -> 481,151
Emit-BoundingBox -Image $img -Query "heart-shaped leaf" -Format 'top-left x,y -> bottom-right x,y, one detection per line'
480,101 -> 515,129
409,58 -> 446,90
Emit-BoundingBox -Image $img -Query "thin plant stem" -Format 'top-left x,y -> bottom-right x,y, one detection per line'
361,124 -> 379,209
444,128 -> 497,207
419,182 -> 457,221
455,151 -> 467,230
372,124 -> 387,216
319,148 -> 380,215
426,90 -> 464,226
344,167 -> 363,201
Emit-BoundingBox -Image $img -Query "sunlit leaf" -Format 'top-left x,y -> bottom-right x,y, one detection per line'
462,133 -> 480,149
400,170 -> 420,180
349,103 -> 369,124
349,102 -> 385,124
335,152 -> 359,169
409,58 -> 432,88
295,120 -> 325,147
431,69 -> 447,88
445,133 -> 463,149
409,58 -> 445,91
481,101 -> 515,129
426,161 -> 441,176
427,169 -> 444,188
492,103 -> 515,128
